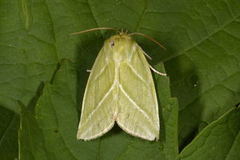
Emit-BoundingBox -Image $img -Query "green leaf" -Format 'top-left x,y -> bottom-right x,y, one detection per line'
0,0 -> 58,113
19,60 -> 176,160
163,0 -> 240,146
179,107 -> 240,160
0,106 -> 19,160
19,102 -> 51,160
1,0 -> 240,159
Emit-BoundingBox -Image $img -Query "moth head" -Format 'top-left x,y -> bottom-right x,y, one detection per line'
105,33 -> 134,52
70,27 -> 165,51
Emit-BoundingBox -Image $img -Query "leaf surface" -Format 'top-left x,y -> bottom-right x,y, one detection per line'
0,0 -> 240,159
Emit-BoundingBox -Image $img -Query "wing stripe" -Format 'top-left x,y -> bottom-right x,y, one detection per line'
127,63 -> 148,86
83,82 -> 116,125
119,84 -> 154,125
94,64 -> 107,81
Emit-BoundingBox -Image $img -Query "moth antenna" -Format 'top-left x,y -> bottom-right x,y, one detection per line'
149,65 -> 167,76
70,27 -> 117,35
129,32 -> 166,50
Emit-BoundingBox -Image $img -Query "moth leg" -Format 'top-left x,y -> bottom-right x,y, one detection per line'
86,69 -> 92,72
149,65 -> 167,76
143,51 -> 152,60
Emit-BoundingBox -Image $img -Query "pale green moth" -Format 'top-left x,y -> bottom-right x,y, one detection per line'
73,28 -> 166,141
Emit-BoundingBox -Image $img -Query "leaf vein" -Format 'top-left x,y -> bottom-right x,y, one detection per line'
165,14 -> 240,62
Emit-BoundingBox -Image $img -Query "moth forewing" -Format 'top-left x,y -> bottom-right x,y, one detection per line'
116,42 -> 159,141
77,48 -> 116,140
77,33 -> 160,141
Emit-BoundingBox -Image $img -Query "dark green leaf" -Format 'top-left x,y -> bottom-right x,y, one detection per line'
1,0 -> 240,159
20,60 -> 176,160
19,102 -> 52,160
179,107 -> 240,160
0,106 -> 19,160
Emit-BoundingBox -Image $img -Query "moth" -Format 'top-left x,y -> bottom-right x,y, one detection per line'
73,28 -> 166,141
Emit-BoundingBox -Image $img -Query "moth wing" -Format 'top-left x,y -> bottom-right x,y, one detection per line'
77,48 -> 116,140
116,44 -> 160,141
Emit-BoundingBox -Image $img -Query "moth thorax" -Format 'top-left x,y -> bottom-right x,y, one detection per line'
113,45 -> 133,63
113,50 -> 123,62
113,51 -> 122,62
